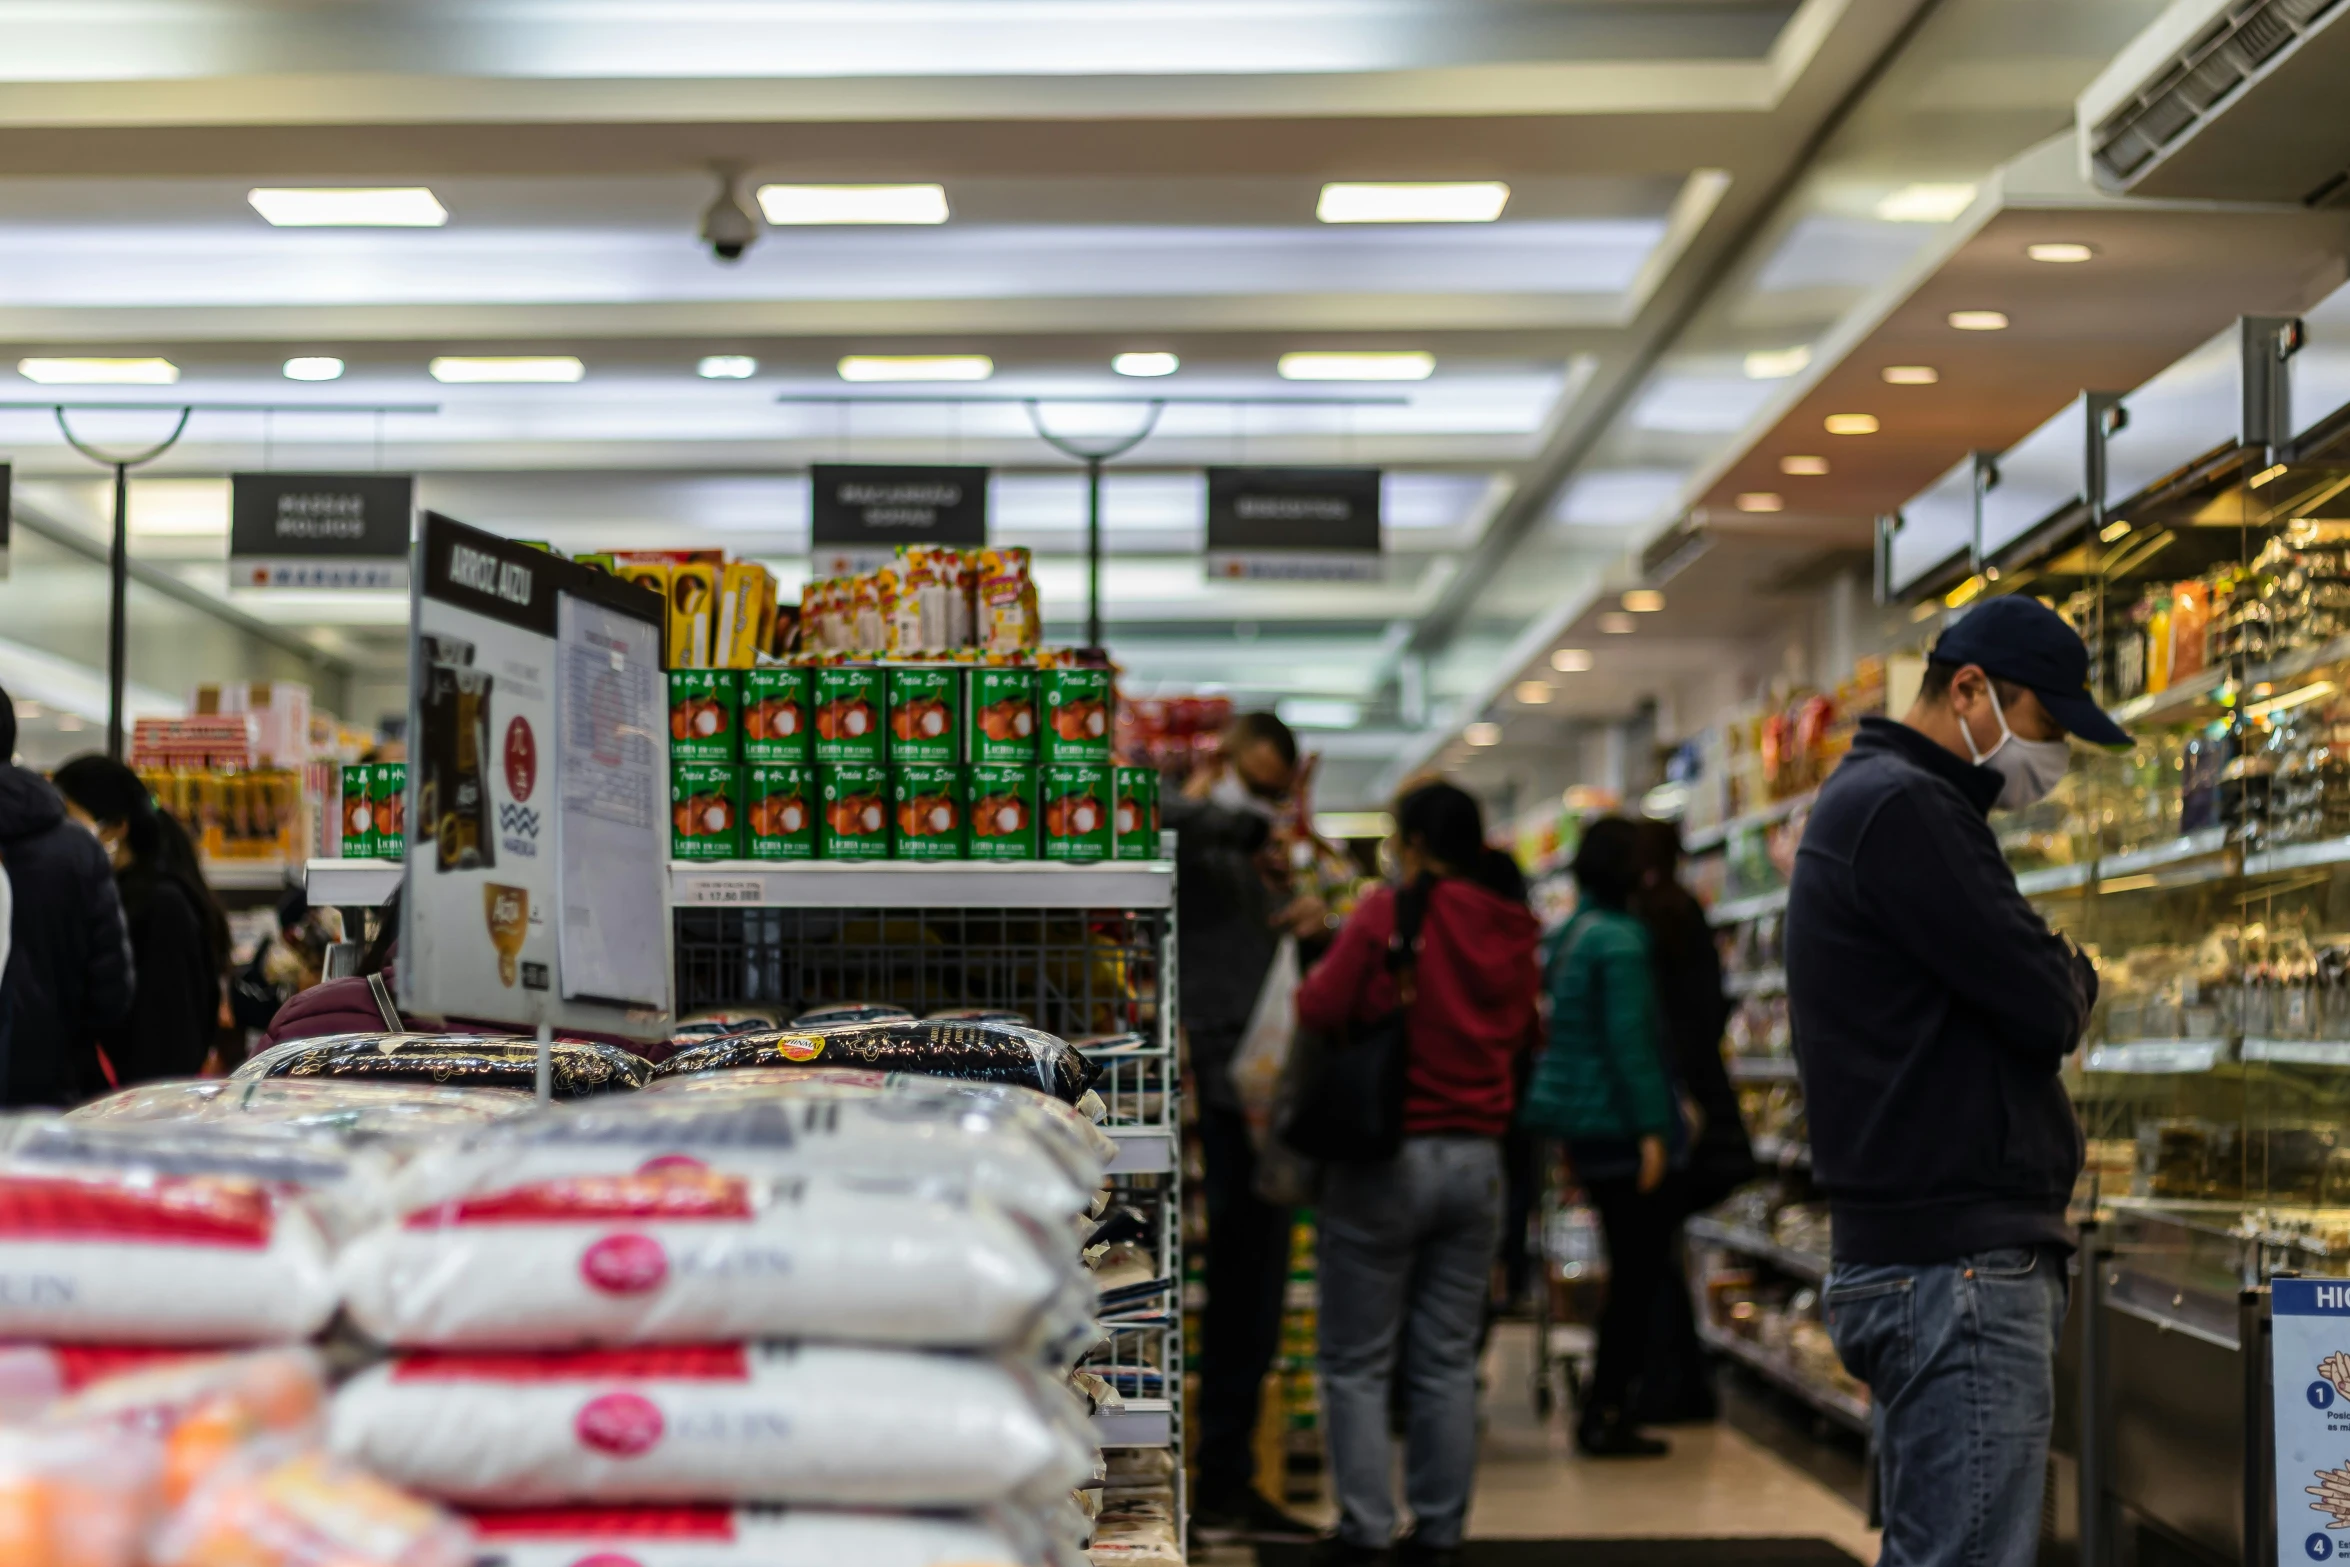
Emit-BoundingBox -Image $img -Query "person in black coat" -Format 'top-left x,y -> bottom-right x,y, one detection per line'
54,754 -> 228,1087
0,692 -> 134,1105
1631,818 -> 1757,1423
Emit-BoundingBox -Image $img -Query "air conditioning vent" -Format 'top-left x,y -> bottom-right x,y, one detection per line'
2083,0 -> 2350,201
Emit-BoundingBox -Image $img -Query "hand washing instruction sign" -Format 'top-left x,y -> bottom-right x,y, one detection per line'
2274,1280 -> 2350,1559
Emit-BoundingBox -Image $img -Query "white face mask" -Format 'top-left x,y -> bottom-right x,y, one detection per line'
1960,682 -> 2070,809
1209,767 -> 1281,821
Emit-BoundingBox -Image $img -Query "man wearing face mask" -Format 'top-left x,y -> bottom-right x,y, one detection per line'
1786,595 -> 2123,1567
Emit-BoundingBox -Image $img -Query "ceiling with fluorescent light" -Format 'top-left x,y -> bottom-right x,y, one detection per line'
0,0 -> 2302,812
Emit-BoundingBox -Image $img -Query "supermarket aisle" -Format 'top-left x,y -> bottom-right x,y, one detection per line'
1197,1323 -> 1877,1564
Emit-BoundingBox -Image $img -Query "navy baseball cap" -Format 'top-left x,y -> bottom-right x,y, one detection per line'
1931,595 -> 2131,747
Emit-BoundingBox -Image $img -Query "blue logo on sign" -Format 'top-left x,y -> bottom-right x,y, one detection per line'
2309,1531 -> 2334,1560
2315,1381 -> 2338,1410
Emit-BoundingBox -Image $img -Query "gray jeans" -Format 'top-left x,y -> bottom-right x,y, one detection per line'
1317,1134 -> 1504,1549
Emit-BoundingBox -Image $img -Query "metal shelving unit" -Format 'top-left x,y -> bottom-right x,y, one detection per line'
1696,1323 -> 1869,1432
1686,1215 -> 1828,1283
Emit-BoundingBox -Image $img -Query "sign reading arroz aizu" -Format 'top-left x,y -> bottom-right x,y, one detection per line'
1205,466 -> 1382,582
230,473 -> 414,590
401,512 -> 672,1036
2272,1279 -> 2350,1563
808,463 -> 987,577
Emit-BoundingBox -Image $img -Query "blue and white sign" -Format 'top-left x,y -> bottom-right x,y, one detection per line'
2274,1280 -> 2350,1561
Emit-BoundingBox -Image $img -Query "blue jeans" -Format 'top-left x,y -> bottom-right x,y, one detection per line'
1824,1245 -> 2071,1567
1318,1135 -> 1504,1549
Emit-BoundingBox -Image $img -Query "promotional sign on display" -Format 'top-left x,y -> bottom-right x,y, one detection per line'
2273,1279 -> 2350,1561
1205,466 -> 1382,582
400,512 -> 672,1041
809,463 -> 988,577
230,472 -> 415,589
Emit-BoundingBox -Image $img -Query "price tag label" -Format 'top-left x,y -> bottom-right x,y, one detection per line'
682,877 -> 767,907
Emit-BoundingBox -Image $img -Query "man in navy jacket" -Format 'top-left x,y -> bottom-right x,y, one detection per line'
1787,595 -> 2122,1567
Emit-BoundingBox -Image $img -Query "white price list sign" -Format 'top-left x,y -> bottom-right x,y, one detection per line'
2276,1279 -> 2350,1562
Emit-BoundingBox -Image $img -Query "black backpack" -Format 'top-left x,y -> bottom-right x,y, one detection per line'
1272,876 -> 1433,1164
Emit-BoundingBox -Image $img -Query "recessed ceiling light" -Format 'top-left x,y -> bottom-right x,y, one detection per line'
1277,351 -> 1435,382
1875,183 -> 1977,223
1824,413 -> 1880,435
2028,242 -> 2095,264
837,354 -> 993,383
18,357 -> 178,385
1948,310 -> 2009,331
1112,352 -> 1179,378
1514,680 -> 1555,705
248,187 -> 447,227
429,356 -> 584,384
282,357 -> 344,382
1780,455 -> 1829,476
1622,589 -> 1665,613
1881,365 -> 1939,385
697,355 -> 758,379
1736,492 -> 1784,513
1599,612 -> 1637,634
1316,182 -> 1511,224
1743,346 -> 1812,380
1463,721 -> 1503,747
756,184 -> 949,225
1551,648 -> 1594,673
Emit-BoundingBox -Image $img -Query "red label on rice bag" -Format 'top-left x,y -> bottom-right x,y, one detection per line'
404,1172 -> 752,1228
580,1233 -> 669,1295
575,1556 -> 642,1567
576,1390 -> 665,1457
0,1175 -> 275,1248
46,1345 -> 229,1389
468,1508 -> 738,1541
392,1346 -> 752,1383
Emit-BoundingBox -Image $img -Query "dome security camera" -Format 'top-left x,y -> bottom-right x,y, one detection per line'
700,168 -> 758,264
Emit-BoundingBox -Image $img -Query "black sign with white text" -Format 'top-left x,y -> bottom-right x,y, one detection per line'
231,472 -> 414,589
810,464 -> 988,547
1205,466 -> 1382,581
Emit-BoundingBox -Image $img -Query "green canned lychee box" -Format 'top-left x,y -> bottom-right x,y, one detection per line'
668,669 -> 740,764
887,666 -> 961,766
740,666 -> 812,764
746,763 -> 815,861
1042,762 -> 1112,863
1113,765 -> 1160,860
965,667 -> 1038,765
371,762 -> 408,862
892,762 -> 966,861
671,762 -> 742,861
818,762 -> 891,859
339,764 -> 375,858
968,763 -> 1038,861
813,665 -> 885,765
1040,667 -> 1113,764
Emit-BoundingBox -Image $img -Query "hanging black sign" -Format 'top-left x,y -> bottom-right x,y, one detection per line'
808,464 -> 987,574
230,472 -> 414,589
1205,466 -> 1382,581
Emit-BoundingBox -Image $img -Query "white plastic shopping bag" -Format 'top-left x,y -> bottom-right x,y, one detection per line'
1224,935 -> 1299,1135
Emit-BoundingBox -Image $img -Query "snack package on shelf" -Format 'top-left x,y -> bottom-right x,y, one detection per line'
338,1165 -> 1087,1353
329,1344 -> 1097,1510
464,1506 -> 1056,1567
234,1033 -> 651,1098
652,1018 -> 1102,1104
150,1445 -> 472,1567
976,547 -> 1042,654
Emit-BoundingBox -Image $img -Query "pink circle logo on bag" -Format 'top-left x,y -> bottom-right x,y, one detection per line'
576,1557 -> 644,1567
576,1392 -> 665,1457
581,1233 -> 669,1295
637,1153 -> 708,1174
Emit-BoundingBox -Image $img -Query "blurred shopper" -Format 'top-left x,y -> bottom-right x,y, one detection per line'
0,691 -> 133,1105
1166,710 -> 1326,1542
1522,816 -> 1679,1458
1293,781 -> 1539,1566
230,887 -> 338,1037
1788,595 -> 2116,1567
1629,819 -> 1755,1422
55,755 -> 229,1085
264,886 -> 406,1045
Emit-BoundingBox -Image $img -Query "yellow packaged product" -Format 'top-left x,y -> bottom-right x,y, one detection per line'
668,562 -> 718,669
976,546 -> 1040,654
715,562 -> 774,669
850,570 -> 888,654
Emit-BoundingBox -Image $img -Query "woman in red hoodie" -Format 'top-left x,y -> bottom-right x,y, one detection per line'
1293,781 -> 1541,1567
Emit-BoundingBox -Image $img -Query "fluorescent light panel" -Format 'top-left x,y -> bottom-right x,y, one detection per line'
282,357 -> 344,382
1780,455 -> 1829,476
697,355 -> 759,379
1824,413 -> 1879,435
1875,183 -> 1977,223
1464,721 -> 1502,746
1949,310 -> 2009,331
837,354 -> 992,383
1113,352 -> 1179,378
1621,589 -> 1665,613
757,184 -> 949,225
1277,351 -> 1433,382
1514,681 -> 1554,705
2028,242 -> 2095,263
1551,648 -> 1594,673
1276,697 -> 1363,730
248,187 -> 447,227
1316,182 -> 1510,223
1599,613 -> 1636,634
1743,346 -> 1812,380
19,358 -> 178,384
429,356 -> 584,383
1736,492 -> 1784,513
1881,365 -> 1939,385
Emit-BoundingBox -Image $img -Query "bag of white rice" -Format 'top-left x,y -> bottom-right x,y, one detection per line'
72,1077 -> 537,1146
465,1506 -> 1049,1567
331,1344 -> 1095,1510
339,1167 -> 1084,1353
655,1020 -> 1097,1104
237,1032 -> 649,1098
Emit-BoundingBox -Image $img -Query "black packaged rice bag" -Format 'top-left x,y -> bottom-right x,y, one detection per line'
654,1019 -> 1100,1104
927,1007 -> 1033,1025
233,1032 -> 649,1098
792,1002 -> 916,1026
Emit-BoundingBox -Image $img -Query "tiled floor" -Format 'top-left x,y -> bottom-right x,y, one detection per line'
1196,1324 -> 1878,1565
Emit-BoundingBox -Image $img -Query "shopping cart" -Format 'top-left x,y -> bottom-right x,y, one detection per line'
1527,1148 -> 1602,1420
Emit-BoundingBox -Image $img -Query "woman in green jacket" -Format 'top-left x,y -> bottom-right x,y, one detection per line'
1522,815 -> 1680,1458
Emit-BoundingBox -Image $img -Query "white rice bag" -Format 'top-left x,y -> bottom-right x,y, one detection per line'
387,1087 -> 1098,1226
339,1167 -> 1085,1352
465,1506 -> 1049,1566
332,1344 -> 1096,1510
0,1169 -> 336,1343
71,1077 -> 537,1147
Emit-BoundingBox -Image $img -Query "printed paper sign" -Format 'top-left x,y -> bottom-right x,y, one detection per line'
2273,1279 -> 2350,1561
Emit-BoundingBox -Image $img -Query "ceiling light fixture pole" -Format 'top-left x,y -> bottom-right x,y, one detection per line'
1022,399 -> 1165,654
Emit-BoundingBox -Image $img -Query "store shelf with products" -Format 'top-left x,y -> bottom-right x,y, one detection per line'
1728,1056 -> 1800,1082
1753,1133 -> 1812,1168
309,855 -> 1175,911
1708,887 -> 1788,928
1686,1215 -> 1828,1283
1684,789 -> 1818,855
1725,967 -> 1786,999
1697,1324 -> 1871,1433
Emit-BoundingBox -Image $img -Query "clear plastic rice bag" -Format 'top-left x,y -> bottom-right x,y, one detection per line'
69,1078 -> 537,1147
654,1019 -> 1098,1104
